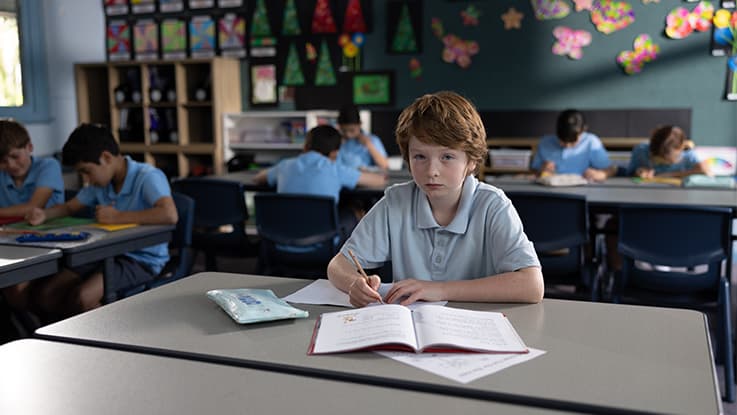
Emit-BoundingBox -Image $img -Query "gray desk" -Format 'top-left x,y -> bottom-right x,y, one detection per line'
0,339 -> 562,415
0,245 -> 61,288
486,177 -> 737,209
37,272 -> 722,415
220,170 -> 410,196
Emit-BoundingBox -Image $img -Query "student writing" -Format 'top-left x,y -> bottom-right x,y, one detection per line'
627,125 -> 709,178
336,104 -> 389,170
530,109 -> 616,181
0,119 -> 64,218
254,125 -> 386,241
327,91 -> 543,307
23,124 -> 178,319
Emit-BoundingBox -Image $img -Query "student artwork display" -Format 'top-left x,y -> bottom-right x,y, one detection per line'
107,19 -> 132,61
218,0 -> 243,7
616,34 -> 660,74
250,63 -> 278,106
314,39 -> 337,85
131,0 -> 155,14
351,71 -> 394,106
531,0 -> 570,20
282,42 -> 305,86
664,1 -> 713,39
282,0 -> 302,36
590,0 -> 635,34
189,0 -> 214,9
343,0 -> 369,33
409,58 -> 422,79
158,0 -> 184,13
105,0 -> 129,15
501,7 -> 524,29
134,19 -> 159,60
460,5 -> 481,26
552,26 -> 592,60
387,0 -> 422,54
429,17 -> 478,69
711,8 -> 737,99
339,33 -> 364,71
218,13 -> 247,58
189,15 -> 216,58
312,0 -> 338,34
250,0 -> 277,57
573,0 -> 593,12
161,18 -> 187,59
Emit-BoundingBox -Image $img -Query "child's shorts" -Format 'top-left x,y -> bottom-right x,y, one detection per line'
71,255 -> 158,295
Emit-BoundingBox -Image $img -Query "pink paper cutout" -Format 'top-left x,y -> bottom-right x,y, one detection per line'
552,26 -> 592,60
441,34 -> 479,69
665,1 -> 714,39
617,34 -> 660,75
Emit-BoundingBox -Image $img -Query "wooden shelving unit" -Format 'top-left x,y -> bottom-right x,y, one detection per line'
74,58 -> 242,178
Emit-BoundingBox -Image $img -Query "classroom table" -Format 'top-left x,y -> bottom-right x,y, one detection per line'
0,339 -> 565,415
220,170 -> 411,195
0,245 -> 61,288
36,272 -> 723,415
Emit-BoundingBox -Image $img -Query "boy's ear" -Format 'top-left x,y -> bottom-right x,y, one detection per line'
328,149 -> 339,160
26,142 -> 34,153
467,160 -> 478,176
99,150 -> 114,164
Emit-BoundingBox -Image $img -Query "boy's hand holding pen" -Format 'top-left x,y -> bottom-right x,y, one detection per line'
347,249 -> 383,307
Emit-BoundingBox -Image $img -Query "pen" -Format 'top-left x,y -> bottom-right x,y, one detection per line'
347,249 -> 383,303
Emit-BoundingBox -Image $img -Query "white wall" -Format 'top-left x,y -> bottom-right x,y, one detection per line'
26,0 -> 104,156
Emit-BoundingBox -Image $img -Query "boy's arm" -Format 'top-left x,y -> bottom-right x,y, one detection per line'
356,171 -> 387,188
359,134 -> 389,170
253,169 -> 269,185
327,252 -> 382,307
25,198 -> 86,225
96,196 -> 178,225
384,266 -> 544,305
0,187 -> 55,217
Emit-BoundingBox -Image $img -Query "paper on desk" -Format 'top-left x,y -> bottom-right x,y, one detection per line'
89,223 -> 138,232
282,279 -> 447,308
376,347 -> 546,384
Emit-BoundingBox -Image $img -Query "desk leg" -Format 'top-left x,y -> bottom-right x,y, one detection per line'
102,257 -> 116,304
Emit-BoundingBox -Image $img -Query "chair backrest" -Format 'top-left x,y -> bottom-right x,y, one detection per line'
254,193 -> 340,247
170,192 -> 195,250
505,191 -> 588,252
171,178 -> 248,228
617,204 -> 732,293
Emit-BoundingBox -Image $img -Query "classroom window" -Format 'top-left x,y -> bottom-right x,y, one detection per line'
0,0 -> 50,122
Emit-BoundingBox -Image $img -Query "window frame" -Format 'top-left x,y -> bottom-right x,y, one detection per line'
0,0 -> 50,122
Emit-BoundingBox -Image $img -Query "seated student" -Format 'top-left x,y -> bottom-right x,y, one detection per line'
0,119 -> 64,217
530,109 -> 616,182
336,104 -> 389,170
327,91 -> 543,307
627,126 -> 709,178
254,125 -> 386,240
23,124 -> 178,319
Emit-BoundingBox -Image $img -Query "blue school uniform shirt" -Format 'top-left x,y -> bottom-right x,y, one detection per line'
266,151 -> 361,201
530,132 -> 611,174
75,156 -> 171,274
336,133 -> 388,169
342,175 -> 540,281
0,156 -> 64,208
627,143 -> 701,176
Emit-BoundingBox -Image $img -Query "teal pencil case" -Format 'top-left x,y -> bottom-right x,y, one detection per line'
207,288 -> 309,324
682,175 -> 736,189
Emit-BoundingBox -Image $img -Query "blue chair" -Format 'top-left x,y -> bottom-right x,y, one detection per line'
254,193 -> 341,278
613,204 -> 734,402
171,178 -> 258,271
506,191 -> 601,301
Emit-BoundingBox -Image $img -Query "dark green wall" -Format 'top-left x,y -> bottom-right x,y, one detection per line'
245,0 -> 736,146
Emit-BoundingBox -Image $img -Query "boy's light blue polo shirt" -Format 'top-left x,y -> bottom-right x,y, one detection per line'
627,142 -> 701,176
0,156 -> 64,208
266,151 -> 361,201
337,133 -> 388,169
530,132 -> 611,174
341,176 -> 540,282
75,156 -> 171,274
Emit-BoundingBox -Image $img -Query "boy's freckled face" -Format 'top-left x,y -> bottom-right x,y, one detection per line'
408,136 -> 475,202
0,144 -> 33,178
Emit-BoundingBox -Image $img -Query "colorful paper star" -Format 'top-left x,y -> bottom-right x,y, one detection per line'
501,7 -> 524,30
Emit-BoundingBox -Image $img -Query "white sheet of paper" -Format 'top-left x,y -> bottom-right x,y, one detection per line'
376,348 -> 546,384
282,279 -> 446,308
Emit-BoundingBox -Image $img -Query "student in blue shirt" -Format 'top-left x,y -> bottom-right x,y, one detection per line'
0,119 -> 64,217
336,104 -> 389,170
23,124 -> 178,319
254,125 -> 386,240
627,126 -> 708,178
530,109 -> 616,182
328,91 -> 543,307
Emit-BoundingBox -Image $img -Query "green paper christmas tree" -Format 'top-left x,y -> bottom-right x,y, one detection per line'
391,3 -> 417,53
251,0 -> 272,38
283,43 -> 305,85
282,0 -> 301,36
315,40 -> 336,86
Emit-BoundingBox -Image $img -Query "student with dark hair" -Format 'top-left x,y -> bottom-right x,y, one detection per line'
530,109 -> 616,182
336,104 -> 389,170
627,126 -> 708,178
22,123 -> 178,318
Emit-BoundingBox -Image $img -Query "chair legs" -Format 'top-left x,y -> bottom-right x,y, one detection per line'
719,278 -> 734,402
